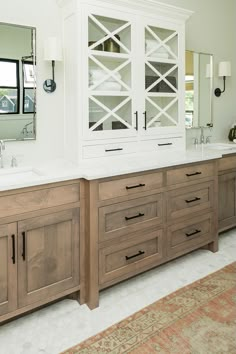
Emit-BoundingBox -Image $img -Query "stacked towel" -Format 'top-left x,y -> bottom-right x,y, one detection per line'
145,39 -> 170,58
89,68 -> 122,90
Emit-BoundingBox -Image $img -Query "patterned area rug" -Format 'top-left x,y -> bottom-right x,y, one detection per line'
62,262 -> 236,353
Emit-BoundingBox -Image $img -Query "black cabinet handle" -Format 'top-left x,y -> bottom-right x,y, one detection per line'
134,111 -> 138,130
143,111 -> 147,130
105,148 -> 123,152
125,250 -> 145,261
158,143 -> 173,146
185,229 -> 201,237
22,231 -> 26,261
185,197 -> 201,203
11,234 -> 16,264
126,183 -> 145,190
125,212 -> 144,221
186,172 -> 202,177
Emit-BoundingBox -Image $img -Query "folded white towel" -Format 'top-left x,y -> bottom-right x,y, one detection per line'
89,69 -> 121,81
89,81 -> 122,91
147,52 -> 169,59
145,40 -> 170,54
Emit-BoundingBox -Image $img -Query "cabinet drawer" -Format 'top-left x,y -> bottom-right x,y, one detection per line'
99,172 -> 163,201
218,155 -> 236,171
142,137 -> 184,152
99,229 -> 163,285
167,181 -> 214,221
99,194 -> 163,242
83,142 -> 137,159
167,162 -> 214,186
167,213 -> 213,258
0,183 -> 80,219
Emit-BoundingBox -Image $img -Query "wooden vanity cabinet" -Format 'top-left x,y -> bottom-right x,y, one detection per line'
218,155 -> 236,232
0,180 -> 84,323
86,160 -> 219,309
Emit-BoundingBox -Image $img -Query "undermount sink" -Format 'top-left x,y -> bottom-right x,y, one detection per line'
0,167 -> 44,185
206,143 -> 236,151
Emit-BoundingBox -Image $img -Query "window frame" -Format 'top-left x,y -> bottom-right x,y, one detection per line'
0,58 -> 20,115
22,60 -> 36,114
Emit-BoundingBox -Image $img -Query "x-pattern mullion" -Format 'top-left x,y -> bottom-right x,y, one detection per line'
89,55 -> 131,91
89,95 -> 132,130
89,14 -> 131,54
145,61 -> 178,93
146,96 -> 178,127
146,26 -> 177,60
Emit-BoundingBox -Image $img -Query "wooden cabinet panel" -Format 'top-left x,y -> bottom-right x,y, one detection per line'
167,213 -> 213,258
0,223 -> 17,316
0,183 -> 80,219
17,209 -> 80,307
167,162 -> 214,186
99,194 -> 163,242
218,155 -> 236,172
167,181 -> 214,221
99,229 -> 164,285
98,172 -> 163,201
218,172 -> 236,231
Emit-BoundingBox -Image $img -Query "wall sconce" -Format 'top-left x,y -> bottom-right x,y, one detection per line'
214,61 -> 231,97
43,37 -> 62,93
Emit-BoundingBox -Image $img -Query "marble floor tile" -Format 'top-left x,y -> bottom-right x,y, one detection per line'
0,231 -> 235,354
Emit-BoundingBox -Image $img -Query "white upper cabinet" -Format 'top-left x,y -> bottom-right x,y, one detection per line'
58,0 -> 192,161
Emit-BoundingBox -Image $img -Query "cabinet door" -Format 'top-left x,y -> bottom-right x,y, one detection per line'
17,209 -> 80,307
0,223 -> 17,316
139,16 -> 184,135
83,6 -> 138,140
219,172 -> 236,231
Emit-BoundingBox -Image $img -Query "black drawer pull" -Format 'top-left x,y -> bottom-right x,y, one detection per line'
185,229 -> 201,237
186,172 -> 202,177
158,143 -> 173,146
185,197 -> 201,203
11,234 -> 16,264
134,111 -> 138,131
126,183 -> 145,190
125,250 -> 145,261
125,212 -> 145,221
22,231 -> 26,261
105,148 -> 123,152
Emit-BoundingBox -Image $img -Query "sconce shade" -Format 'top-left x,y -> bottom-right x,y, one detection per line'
44,37 -> 62,61
218,61 -> 231,77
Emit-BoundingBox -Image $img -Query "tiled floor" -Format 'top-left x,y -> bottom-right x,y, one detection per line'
0,230 -> 236,354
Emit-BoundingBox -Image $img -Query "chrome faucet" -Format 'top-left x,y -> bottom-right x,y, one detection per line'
0,140 -> 5,168
200,126 -> 205,144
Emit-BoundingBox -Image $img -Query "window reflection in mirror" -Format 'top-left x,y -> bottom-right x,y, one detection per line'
0,23 -> 36,140
185,50 -> 213,129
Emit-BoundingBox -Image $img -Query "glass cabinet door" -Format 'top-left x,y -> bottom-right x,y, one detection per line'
86,11 -> 136,137
143,21 -> 179,132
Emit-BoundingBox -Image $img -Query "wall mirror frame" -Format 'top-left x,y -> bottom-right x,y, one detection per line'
0,22 -> 36,141
185,50 -> 213,129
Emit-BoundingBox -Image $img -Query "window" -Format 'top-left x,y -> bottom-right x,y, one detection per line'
22,61 -> 36,114
0,59 -> 19,114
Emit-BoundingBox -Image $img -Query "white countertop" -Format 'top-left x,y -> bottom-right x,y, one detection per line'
1,144 -> 236,192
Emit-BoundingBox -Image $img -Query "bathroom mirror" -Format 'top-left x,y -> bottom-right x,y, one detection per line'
185,50 -> 213,128
0,22 -> 36,140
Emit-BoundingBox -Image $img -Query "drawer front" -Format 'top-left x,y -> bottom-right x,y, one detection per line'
218,155 -> 236,171
99,172 -> 163,201
99,194 -> 163,242
99,229 -> 163,285
167,162 -> 214,186
83,142 -> 138,159
142,137 -> 184,153
167,213 -> 213,258
167,181 -> 214,221
0,183 -> 80,219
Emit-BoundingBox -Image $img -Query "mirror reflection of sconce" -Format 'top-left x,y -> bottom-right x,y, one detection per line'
214,61 -> 231,97
43,37 -> 62,93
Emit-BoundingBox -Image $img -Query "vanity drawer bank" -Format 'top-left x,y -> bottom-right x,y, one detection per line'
85,160 -> 219,309
0,179 -> 85,324
218,153 -> 236,232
